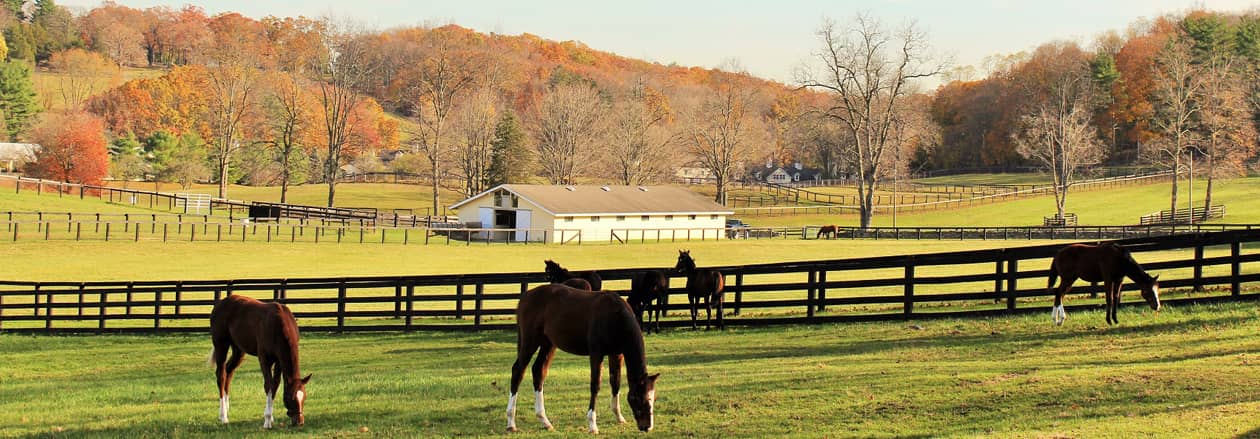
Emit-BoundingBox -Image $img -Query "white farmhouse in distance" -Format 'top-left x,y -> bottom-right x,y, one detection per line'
0,143 -> 39,173
450,184 -> 734,243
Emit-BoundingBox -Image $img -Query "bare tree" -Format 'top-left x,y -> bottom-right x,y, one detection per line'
204,46 -> 262,199
1144,39 -> 1202,217
262,70 -> 311,203
683,81 -> 763,205
534,83 -> 608,185
798,14 -> 943,229
50,49 -> 118,111
311,22 -> 376,207
1195,51 -> 1256,214
1011,42 -> 1105,220
452,89 -> 498,197
407,38 -> 483,216
609,81 -> 677,185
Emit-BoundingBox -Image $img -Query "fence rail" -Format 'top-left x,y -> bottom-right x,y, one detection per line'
1140,205 -> 1227,225
1,230 -> 1257,333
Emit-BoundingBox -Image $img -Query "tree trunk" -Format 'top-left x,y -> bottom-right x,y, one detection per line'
430,160 -> 440,222
326,155 -> 338,207
858,176 -> 875,230
280,147 -> 290,204
1169,163 -> 1179,219
218,155 -> 229,199
1203,153 -> 1214,218
714,176 -> 727,205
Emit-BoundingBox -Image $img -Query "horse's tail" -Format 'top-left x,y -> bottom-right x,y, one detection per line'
206,346 -> 217,367
1047,259 -> 1059,292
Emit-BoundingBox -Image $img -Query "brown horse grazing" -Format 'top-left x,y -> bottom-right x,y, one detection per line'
562,278 -> 593,290
628,270 -> 669,333
210,294 -> 311,428
545,260 -> 603,291
816,225 -> 838,239
507,284 -> 659,433
1048,243 -> 1161,326
674,250 -> 725,330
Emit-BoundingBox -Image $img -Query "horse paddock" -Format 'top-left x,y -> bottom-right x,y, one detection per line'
3,301 -> 1260,438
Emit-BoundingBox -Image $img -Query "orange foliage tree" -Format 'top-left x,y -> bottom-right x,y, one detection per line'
28,112 -> 110,185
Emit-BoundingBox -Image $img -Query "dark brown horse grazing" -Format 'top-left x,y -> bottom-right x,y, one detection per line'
816,225 -> 838,239
628,270 -> 669,333
507,284 -> 659,433
675,250 -> 725,330
545,260 -> 603,291
210,294 -> 311,428
1048,243 -> 1161,326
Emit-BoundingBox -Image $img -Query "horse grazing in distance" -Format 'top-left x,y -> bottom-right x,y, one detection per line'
816,225 -> 838,239
210,294 -> 311,428
675,250 -> 725,330
1047,243 -> 1161,326
628,270 -> 670,333
507,284 -> 659,434
544,260 -> 603,291
562,278 -> 593,290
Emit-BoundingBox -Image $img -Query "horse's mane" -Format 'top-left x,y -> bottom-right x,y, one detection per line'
1114,245 -> 1155,284
273,304 -> 303,378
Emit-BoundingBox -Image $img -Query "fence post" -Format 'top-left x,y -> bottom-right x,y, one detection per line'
474,282 -> 485,330
99,287 -> 110,332
336,280 -> 347,333
817,270 -> 828,312
1193,244 -> 1205,292
993,257 -> 1004,302
806,270 -> 816,320
1006,258 -> 1018,311
455,283 -> 464,319
125,282 -> 134,316
903,258 -> 915,316
174,281 -> 183,316
154,290 -> 162,331
393,284 -> 402,319
405,280 -> 415,331
1231,241 -> 1241,296
77,283 -> 85,318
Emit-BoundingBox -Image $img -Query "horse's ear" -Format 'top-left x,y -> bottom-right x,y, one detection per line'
647,373 -> 660,384
1153,275 -> 1160,282
302,374 -> 312,384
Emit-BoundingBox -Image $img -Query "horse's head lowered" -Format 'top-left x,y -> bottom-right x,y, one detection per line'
674,250 -> 695,274
1140,275 -> 1161,311
283,374 -> 312,426
626,373 -> 660,432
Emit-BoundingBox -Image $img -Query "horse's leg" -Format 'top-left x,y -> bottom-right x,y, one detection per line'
531,341 -> 557,430
608,354 -> 627,424
219,345 -> 245,424
587,354 -> 605,434
212,338 -> 232,424
1053,276 -> 1076,326
1102,281 -> 1115,325
1108,280 -> 1123,325
703,293 -> 712,330
716,291 -> 725,330
507,334 -> 540,432
689,294 -> 698,330
259,355 -> 278,429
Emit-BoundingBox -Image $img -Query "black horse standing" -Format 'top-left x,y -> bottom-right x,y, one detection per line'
674,250 -> 725,330
544,260 -> 603,291
628,270 -> 669,333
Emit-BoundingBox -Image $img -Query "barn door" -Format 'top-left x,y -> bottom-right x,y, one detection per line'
514,210 -> 532,242
479,207 -> 494,240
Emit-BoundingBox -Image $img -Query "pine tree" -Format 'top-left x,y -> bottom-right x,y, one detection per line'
487,112 -> 532,186
0,60 -> 40,140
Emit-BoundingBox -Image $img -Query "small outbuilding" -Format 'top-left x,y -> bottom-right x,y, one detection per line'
0,143 -> 39,173
450,184 -> 734,243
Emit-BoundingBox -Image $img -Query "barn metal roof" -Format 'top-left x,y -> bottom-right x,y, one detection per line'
450,184 -> 734,216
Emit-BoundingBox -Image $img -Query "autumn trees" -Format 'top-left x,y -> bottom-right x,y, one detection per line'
28,111 -> 109,185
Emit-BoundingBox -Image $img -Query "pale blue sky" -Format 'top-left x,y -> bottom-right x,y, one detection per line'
60,0 -> 1260,83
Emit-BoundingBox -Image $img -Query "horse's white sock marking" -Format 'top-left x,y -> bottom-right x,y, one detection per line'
611,393 -> 626,424
535,391 -> 553,430
263,392 -> 274,429
587,409 -> 598,434
219,395 -> 229,424
647,390 -> 656,431
506,393 -> 518,431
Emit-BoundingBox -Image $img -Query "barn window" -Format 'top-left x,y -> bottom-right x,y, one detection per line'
710,215 -> 718,220
641,215 -> 650,221
688,214 -> 696,220
564,217 -> 574,222
616,215 -> 626,221
665,215 -> 673,221
591,216 -> 601,222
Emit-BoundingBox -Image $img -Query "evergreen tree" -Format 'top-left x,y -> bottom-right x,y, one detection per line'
0,60 -> 40,140
487,112 -> 532,186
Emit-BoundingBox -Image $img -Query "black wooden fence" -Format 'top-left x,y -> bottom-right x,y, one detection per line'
1,230 -> 1258,333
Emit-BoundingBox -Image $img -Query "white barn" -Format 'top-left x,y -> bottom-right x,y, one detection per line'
450,184 -> 734,243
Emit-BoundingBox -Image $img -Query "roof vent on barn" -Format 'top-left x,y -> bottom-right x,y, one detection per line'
565,186 -> 576,191
637,186 -> 648,192
600,186 -> 611,192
